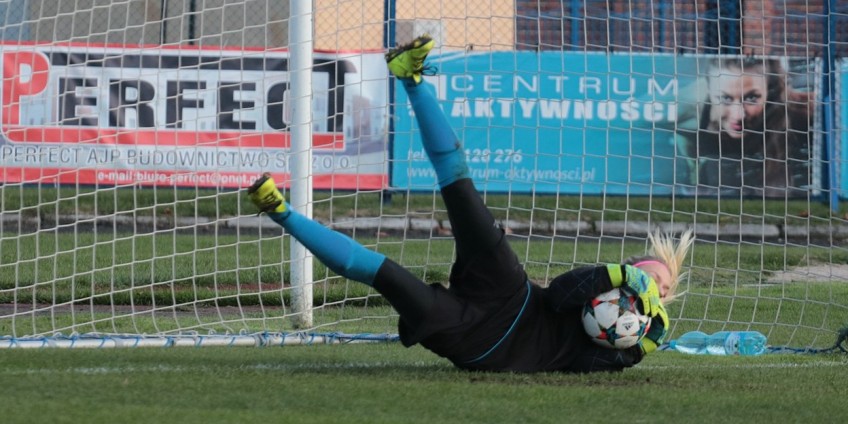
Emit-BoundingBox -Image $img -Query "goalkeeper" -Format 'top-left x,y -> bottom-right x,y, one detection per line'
248,35 -> 694,373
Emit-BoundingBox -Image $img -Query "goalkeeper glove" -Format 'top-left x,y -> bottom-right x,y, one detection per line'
607,264 -> 670,354
639,312 -> 667,355
608,264 -> 663,317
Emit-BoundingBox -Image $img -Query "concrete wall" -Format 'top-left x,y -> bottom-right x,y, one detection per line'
1,0 -> 838,57
10,0 -> 514,51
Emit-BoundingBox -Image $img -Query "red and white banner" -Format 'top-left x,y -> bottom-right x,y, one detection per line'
0,43 -> 389,189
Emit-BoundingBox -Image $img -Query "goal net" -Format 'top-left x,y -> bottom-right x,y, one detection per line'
1,0 -> 846,352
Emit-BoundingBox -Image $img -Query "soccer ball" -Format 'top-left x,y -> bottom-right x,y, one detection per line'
581,288 -> 651,349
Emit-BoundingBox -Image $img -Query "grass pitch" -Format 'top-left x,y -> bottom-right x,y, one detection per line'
2,188 -> 847,422
1,344 -> 846,424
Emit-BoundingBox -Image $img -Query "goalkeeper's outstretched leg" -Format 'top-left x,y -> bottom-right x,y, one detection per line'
386,34 -> 469,189
386,34 -> 506,279
247,174 -> 443,333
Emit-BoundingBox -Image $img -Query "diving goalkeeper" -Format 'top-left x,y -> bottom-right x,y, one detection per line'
248,35 -> 694,373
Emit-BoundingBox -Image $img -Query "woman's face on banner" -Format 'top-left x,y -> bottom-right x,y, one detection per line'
709,67 -> 768,139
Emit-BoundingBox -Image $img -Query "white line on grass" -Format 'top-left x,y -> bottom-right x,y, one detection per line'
3,359 -> 846,376
0,360 -> 446,376
640,360 -> 848,370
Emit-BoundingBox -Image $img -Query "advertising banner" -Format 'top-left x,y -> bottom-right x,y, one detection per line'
840,59 -> 848,197
391,51 -> 818,197
0,44 -> 389,189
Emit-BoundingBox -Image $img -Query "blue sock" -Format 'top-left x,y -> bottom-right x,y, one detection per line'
402,79 -> 469,187
267,206 -> 385,286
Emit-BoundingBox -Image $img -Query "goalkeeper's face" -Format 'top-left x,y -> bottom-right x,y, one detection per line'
636,261 -> 673,300
709,70 -> 768,140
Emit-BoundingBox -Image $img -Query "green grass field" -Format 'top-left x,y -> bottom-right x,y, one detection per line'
1,230 -> 847,424
1,344 -> 847,423
3,184 -> 845,226
2,188 -> 848,422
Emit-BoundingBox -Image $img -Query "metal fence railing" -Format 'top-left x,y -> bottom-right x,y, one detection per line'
515,0 -> 846,58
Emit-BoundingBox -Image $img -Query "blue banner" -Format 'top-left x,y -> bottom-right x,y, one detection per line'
840,60 -> 848,196
391,51 -> 701,194
391,52 -> 818,198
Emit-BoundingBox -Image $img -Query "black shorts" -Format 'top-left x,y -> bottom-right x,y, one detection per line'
398,224 -> 529,363
438,177 -> 526,299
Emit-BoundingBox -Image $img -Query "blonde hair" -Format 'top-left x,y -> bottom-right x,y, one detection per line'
625,229 -> 695,304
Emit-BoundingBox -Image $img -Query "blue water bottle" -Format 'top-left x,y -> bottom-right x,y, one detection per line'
669,331 -> 709,354
671,331 -> 767,356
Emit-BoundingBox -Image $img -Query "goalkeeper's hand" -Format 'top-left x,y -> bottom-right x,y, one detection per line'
625,265 -> 664,316
608,264 -> 663,317
607,264 -> 669,354
638,311 -> 668,355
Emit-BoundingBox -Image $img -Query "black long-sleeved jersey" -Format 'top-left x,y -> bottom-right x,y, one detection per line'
402,265 -> 644,373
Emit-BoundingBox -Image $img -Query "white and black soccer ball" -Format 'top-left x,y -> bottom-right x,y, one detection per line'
581,288 -> 651,349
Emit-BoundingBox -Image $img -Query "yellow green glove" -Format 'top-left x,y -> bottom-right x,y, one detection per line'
607,264 -> 670,353
608,264 -> 662,316
640,338 -> 659,355
639,312 -> 668,355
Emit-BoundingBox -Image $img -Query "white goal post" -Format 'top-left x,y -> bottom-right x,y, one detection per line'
0,0 -> 846,352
